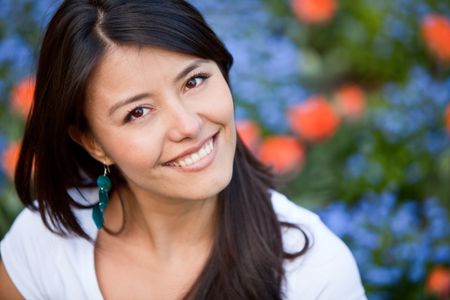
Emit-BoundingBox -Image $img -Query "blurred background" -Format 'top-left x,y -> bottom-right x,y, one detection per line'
1,0 -> 449,299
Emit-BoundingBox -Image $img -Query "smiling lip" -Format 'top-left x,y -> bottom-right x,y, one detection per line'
164,132 -> 218,167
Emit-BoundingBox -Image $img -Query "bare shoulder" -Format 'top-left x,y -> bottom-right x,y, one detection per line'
0,260 -> 24,300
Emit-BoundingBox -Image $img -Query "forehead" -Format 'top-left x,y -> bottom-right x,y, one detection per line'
86,46 -> 208,100
92,46 -> 197,80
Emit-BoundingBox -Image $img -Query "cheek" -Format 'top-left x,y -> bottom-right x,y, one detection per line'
203,84 -> 235,125
99,128 -> 165,168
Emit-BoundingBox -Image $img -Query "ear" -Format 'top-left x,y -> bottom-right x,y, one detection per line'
68,126 -> 113,165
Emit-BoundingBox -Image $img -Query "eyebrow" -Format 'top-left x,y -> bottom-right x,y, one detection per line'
108,92 -> 150,116
173,59 -> 209,83
108,59 -> 210,116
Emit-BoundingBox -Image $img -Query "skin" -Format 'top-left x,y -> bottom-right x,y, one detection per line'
76,46 -> 237,299
0,260 -> 23,299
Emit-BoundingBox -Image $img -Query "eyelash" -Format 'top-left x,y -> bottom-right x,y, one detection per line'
124,106 -> 152,123
184,72 -> 211,90
123,72 -> 211,123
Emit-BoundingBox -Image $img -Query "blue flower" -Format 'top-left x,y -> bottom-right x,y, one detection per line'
31,0 -> 62,25
318,190 -> 449,294
0,35 -> 34,80
374,67 -> 450,154
319,202 -> 351,237
365,266 -> 403,287
432,244 -> 450,264
345,153 -> 369,179
391,201 -> 420,237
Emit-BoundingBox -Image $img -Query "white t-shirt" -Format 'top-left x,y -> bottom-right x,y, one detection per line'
1,188 -> 367,300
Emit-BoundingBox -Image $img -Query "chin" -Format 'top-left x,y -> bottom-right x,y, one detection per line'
183,167 -> 233,201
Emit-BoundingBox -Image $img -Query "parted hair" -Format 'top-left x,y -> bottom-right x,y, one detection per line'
14,1 -> 309,299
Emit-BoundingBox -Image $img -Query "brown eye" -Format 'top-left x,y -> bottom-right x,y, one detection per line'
185,74 -> 209,90
186,77 -> 201,89
130,107 -> 145,118
124,106 -> 151,123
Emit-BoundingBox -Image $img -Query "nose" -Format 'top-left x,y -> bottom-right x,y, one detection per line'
166,101 -> 202,142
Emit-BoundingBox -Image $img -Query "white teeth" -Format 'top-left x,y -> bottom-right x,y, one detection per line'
170,138 -> 214,167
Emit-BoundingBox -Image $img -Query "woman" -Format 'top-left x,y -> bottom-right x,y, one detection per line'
0,0 -> 366,299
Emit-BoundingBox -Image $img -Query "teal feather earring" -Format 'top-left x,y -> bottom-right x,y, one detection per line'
92,165 -> 111,230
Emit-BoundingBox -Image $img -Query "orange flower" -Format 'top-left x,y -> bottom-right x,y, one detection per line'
288,95 -> 340,142
445,104 -> 450,133
259,136 -> 305,174
1,141 -> 21,180
291,0 -> 337,24
237,119 -> 262,155
426,266 -> 450,298
11,76 -> 36,118
335,84 -> 366,121
421,14 -> 450,63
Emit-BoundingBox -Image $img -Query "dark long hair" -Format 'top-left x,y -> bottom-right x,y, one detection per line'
15,1 -> 309,299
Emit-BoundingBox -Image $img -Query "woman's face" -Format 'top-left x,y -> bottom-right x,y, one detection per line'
81,46 -> 236,202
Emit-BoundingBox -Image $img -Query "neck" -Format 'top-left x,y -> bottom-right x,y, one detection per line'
104,186 -> 218,258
